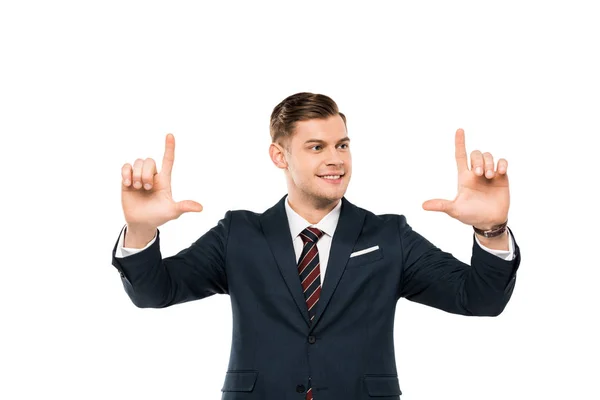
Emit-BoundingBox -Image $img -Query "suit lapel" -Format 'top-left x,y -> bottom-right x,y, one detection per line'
310,197 -> 365,331
260,195 -> 366,330
261,195 -> 311,326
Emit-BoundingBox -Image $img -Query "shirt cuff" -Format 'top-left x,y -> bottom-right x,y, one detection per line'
474,229 -> 515,261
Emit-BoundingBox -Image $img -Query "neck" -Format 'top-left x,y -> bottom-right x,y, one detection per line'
287,193 -> 340,225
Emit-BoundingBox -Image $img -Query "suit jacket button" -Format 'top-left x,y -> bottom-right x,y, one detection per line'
296,384 -> 306,393
308,335 -> 316,344
119,271 -> 125,278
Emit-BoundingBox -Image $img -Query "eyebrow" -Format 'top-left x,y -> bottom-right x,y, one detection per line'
304,137 -> 351,145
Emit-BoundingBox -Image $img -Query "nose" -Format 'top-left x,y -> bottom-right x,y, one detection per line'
325,148 -> 345,166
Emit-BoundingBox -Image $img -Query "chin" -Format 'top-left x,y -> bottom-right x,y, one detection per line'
297,181 -> 348,203
318,189 -> 346,202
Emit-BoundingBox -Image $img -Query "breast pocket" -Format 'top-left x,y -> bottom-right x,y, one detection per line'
346,246 -> 384,269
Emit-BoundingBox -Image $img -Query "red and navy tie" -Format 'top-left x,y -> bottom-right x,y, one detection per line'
298,226 -> 324,400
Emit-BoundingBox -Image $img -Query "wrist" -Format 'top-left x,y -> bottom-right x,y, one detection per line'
475,229 -> 509,250
124,224 -> 157,249
473,220 -> 508,238
126,223 -> 157,234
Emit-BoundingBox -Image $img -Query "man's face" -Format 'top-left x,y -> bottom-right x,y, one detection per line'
276,114 -> 352,206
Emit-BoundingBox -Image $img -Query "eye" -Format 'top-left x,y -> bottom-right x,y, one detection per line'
311,145 -> 322,151
339,143 -> 349,149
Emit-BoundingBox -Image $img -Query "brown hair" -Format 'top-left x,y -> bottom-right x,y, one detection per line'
270,92 -> 346,151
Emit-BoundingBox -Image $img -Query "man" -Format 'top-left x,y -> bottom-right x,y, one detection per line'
112,92 -> 520,399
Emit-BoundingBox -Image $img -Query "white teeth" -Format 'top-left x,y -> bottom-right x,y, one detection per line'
321,175 -> 341,180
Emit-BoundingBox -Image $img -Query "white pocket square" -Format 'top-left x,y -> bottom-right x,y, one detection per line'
350,245 -> 380,258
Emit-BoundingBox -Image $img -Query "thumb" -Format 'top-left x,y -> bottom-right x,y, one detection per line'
175,200 -> 204,215
422,198 -> 454,214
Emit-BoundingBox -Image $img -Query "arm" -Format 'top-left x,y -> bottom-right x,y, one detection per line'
111,211 -> 232,308
397,215 -> 520,316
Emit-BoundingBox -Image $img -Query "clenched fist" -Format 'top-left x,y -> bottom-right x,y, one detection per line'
121,133 -> 203,232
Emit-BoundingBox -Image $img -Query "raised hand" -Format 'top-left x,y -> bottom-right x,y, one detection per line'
422,128 -> 510,230
121,133 -> 203,231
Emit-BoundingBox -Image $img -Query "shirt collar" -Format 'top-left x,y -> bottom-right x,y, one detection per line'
284,195 -> 342,239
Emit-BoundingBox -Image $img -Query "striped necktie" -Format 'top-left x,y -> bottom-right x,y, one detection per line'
298,227 -> 324,400
298,226 -> 325,324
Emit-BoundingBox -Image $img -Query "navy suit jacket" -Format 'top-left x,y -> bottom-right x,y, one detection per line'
111,195 -> 521,399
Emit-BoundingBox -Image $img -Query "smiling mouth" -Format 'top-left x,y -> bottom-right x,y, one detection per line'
318,174 -> 344,180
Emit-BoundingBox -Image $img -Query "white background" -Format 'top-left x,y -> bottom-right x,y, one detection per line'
1,1 -> 598,399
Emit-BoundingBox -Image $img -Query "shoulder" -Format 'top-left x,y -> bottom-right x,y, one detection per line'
219,208 -> 261,222
352,205 -> 423,252
344,203 -> 413,241
352,202 -> 408,228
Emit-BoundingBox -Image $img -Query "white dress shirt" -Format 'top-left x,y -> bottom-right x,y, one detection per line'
115,197 -> 515,282
284,196 -> 342,282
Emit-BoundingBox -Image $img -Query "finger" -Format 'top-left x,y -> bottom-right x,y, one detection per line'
175,200 -> 204,215
142,158 -> 157,190
132,158 -> 144,189
455,128 -> 468,173
121,163 -> 132,187
470,150 -> 484,176
497,158 -> 508,174
483,152 -> 495,179
422,199 -> 455,217
161,133 -> 175,177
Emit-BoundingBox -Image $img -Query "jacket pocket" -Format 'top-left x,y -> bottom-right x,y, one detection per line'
221,370 -> 258,392
364,375 -> 402,397
346,248 -> 384,269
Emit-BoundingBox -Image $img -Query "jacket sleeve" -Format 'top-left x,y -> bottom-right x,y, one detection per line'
397,215 -> 521,316
111,211 -> 232,308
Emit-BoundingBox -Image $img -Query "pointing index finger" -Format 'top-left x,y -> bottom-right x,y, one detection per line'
162,133 -> 175,176
455,128 -> 468,173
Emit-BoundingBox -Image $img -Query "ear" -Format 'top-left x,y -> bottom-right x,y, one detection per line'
269,142 -> 288,169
